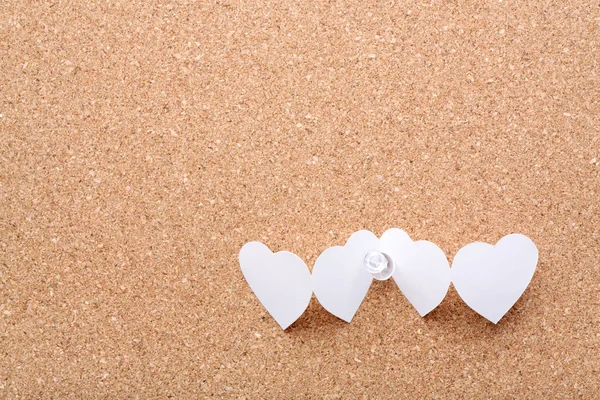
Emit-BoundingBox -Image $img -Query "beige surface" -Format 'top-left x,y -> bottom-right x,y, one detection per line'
1,0 -> 599,398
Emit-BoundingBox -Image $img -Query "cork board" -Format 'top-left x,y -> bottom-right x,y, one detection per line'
1,0 -> 599,398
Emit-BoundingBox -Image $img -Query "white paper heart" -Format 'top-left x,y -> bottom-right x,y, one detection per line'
239,242 -> 312,329
380,228 -> 451,316
312,231 -> 379,322
312,229 -> 450,321
451,234 -> 538,323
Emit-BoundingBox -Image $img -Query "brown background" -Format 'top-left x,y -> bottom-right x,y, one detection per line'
1,0 -> 599,398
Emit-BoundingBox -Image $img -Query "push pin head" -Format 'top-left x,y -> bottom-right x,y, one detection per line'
363,251 -> 395,281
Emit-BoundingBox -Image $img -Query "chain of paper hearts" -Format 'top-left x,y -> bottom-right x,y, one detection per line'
239,229 -> 538,330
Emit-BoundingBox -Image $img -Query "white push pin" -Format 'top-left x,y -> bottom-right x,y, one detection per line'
363,251 -> 395,280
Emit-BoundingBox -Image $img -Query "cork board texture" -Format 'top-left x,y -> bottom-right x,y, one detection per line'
1,0 -> 599,398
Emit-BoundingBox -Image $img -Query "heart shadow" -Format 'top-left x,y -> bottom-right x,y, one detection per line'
285,295 -> 349,332
422,280 -> 539,343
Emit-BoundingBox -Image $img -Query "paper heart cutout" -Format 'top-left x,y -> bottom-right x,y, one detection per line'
451,234 -> 538,323
312,231 -> 379,322
381,229 -> 451,316
239,242 -> 312,329
312,229 -> 451,322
